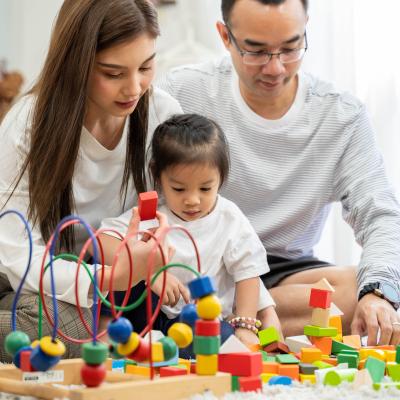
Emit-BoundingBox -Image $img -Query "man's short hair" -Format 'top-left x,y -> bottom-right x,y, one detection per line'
221,0 -> 309,24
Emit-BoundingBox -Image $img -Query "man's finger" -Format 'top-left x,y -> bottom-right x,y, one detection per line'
376,310 -> 393,345
366,312 -> 379,346
390,319 -> 400,345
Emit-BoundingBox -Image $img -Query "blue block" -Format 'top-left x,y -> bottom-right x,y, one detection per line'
111,359 -> 126,372
188,276 -> 216,299
268,375 -> 292,386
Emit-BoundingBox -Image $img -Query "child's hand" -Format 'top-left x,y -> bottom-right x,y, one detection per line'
151,272 -> 190,307
235,328 -> 260,346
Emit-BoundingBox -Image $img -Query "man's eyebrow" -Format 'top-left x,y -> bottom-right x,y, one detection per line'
97,53 -> 156,69
244,34 -> 302,47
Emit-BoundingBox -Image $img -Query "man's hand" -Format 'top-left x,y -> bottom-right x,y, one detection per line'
151,272 -> 190,307
351,293 -> 400,345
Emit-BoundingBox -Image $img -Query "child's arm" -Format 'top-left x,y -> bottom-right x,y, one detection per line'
234,277 -> 261,345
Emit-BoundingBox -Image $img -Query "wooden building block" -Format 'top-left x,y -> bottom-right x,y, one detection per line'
300,373 -> 316,384
277,364 -> 299,381
299,363 -> 318,375
396,345 -> 400,363
337,353 -> 359,368
285,335 -> 312,353
342,335 -> 361,349
260,372 -> 278,383
262,361 -> 279,374
310,336 -> 332,355
258,326 -> 280,347
386,350 -> 396,362
328,315 -> 343,334
238,376 -> 262,392
330,340 -> 354,355
196,354 -> 218,376
193,335 -> 220,355
300,348 -> 322,363
311,307 -> 330,327
387,363 -> 400,381
263,341 -> 290,354
218,352 -> 262,377
320,356 -> 338,367
195,320 -> 220,337
304,325 -> 337,337
159,366 -> 188,377
276,354 -> 300,364
365,356 -> 386,383
309,289 -> 331,309
138,191 -> 158,220
151,342 -> 164,362
313,278 -> 335,292
352,368 -> 373,389
125,364 -> 150,377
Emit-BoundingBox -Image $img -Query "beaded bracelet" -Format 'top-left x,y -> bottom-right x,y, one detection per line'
228,316 -> 262,334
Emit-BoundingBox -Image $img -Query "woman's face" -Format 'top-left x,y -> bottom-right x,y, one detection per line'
87,33 -> 156,118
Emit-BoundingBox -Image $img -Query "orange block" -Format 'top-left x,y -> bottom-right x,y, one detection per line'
278,364 -> 299,381
342,335 -> 361,349
248,344 -> 261,352
358,359 -> 366,369
320,356 -> 338,366
328,315 -> 342,334
262,362 -> 279,374
311,337 -> 332,355
300,348 -> 322,363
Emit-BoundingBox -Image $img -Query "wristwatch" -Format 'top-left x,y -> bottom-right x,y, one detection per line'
358,281 -> 400,310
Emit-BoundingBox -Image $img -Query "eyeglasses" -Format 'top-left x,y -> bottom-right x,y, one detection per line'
226,25 -> 308,66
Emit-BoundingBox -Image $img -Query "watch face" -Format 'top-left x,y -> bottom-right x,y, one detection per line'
380,282 -> 400,303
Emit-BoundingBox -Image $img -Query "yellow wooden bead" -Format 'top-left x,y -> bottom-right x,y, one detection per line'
31,340 -> 40,348
117,332 -> 140,356
196,295 -> 221,320
167,323 -> 193,348
39,336 -> 66,357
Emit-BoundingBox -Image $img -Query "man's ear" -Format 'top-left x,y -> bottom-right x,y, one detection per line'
216,21 -> 231,50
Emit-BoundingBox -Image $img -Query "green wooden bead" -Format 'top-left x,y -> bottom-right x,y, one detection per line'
82,342 -> 109,365
158,337 -> 177,360
4,331 -> 31,357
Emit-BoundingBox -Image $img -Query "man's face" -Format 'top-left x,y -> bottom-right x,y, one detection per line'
220,0 -> 308,102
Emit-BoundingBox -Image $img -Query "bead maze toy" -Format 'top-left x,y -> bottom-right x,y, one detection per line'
0,207 -> 230,399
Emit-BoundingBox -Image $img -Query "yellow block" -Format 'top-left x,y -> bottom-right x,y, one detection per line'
196,354 -> 218,375
386,351 -> 396,363
178,358 -> 191,372
329,315 -> 343,334
125,364 -> 151,377
300,373 -> 316,384
359,349 -> 386,362
151,342 -> 164,362
301,348 -> 322,363
260,373 -> 278,383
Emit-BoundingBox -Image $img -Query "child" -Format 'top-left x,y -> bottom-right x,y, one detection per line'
101,113 -> 282,351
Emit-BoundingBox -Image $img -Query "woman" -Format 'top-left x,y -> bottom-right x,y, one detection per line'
0,0 -> 179,361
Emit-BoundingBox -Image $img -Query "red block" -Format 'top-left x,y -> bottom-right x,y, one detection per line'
239,376 -> 262,392
309,288 -> 331,309
263,341 -> 290,354
20,350 -> 34,372
159,366 -> 187,377
195,320 -> 220,336
218,353 -> 262,376
138,191 -> 158,220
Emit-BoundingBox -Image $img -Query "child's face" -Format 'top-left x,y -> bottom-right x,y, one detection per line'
160,163 -> 220,222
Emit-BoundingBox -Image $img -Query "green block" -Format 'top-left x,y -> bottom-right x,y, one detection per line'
304,325 -> 337,337
337,354 -> 358,369
396,345 -> 400,364
387,363 -> 400,381
260,350 -> 275,362
231,375 -> 240,391
313,360 -> 333,369
339,349 -> 359,357
331,340 -> 355,355
373,382 -> 400,390
258,327 -> 280,347
276,354 -> 300,364
193,335 -> 220,355
365,356 -> 386,384
323,369 -> 357,386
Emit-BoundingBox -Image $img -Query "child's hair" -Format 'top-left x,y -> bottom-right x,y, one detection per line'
149,114 -> 230,189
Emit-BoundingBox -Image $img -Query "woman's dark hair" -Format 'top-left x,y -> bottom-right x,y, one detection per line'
149,114 -> 230,190
222,0 -> 308,24
7,0 -> 159,252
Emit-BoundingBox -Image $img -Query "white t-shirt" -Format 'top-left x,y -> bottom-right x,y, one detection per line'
0,87 -> 181,306
101,195 -> 275,319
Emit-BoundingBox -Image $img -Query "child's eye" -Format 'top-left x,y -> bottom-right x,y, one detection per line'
200,187 -> 211,192
140,66 -> 152,72
172,187 -> 184,192
105,72 -> 123,79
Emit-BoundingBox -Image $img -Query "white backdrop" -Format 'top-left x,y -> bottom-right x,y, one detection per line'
1,0 -> 399,266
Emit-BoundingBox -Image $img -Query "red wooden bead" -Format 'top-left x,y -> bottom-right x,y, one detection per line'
81,363 -> 106,387
195,319 -> 220,336
127,336 -> 150,362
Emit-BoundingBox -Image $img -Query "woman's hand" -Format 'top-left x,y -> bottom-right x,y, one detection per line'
151,271 -> 190,307
235,327 -> 260,346
257,306 -> 284,342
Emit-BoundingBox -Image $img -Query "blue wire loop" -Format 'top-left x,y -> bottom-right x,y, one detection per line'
49,215 -> 100,343
0,210 -> 33,332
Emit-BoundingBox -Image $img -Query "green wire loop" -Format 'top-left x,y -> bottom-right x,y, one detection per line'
38,253 -> 200,338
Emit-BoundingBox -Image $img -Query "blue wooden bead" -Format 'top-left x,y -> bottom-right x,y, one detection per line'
107,317 -> 133,343
13,346 -> 32,369
30,346 -> 60,371
179,303 -> 198,327
268,375 -> 292,385
4,331 -> 31,357
188,276 -> 216,299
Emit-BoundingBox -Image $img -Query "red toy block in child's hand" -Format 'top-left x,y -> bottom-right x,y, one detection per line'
138,191 -> 158,221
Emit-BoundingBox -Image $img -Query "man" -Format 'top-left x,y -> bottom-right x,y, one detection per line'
157,0 -> 400,345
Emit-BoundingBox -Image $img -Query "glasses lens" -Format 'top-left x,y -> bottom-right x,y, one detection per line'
280,49 -> 305,64
243,53 -> 270,65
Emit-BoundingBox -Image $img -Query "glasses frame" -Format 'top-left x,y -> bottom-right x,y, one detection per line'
225,25 -> 308,66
